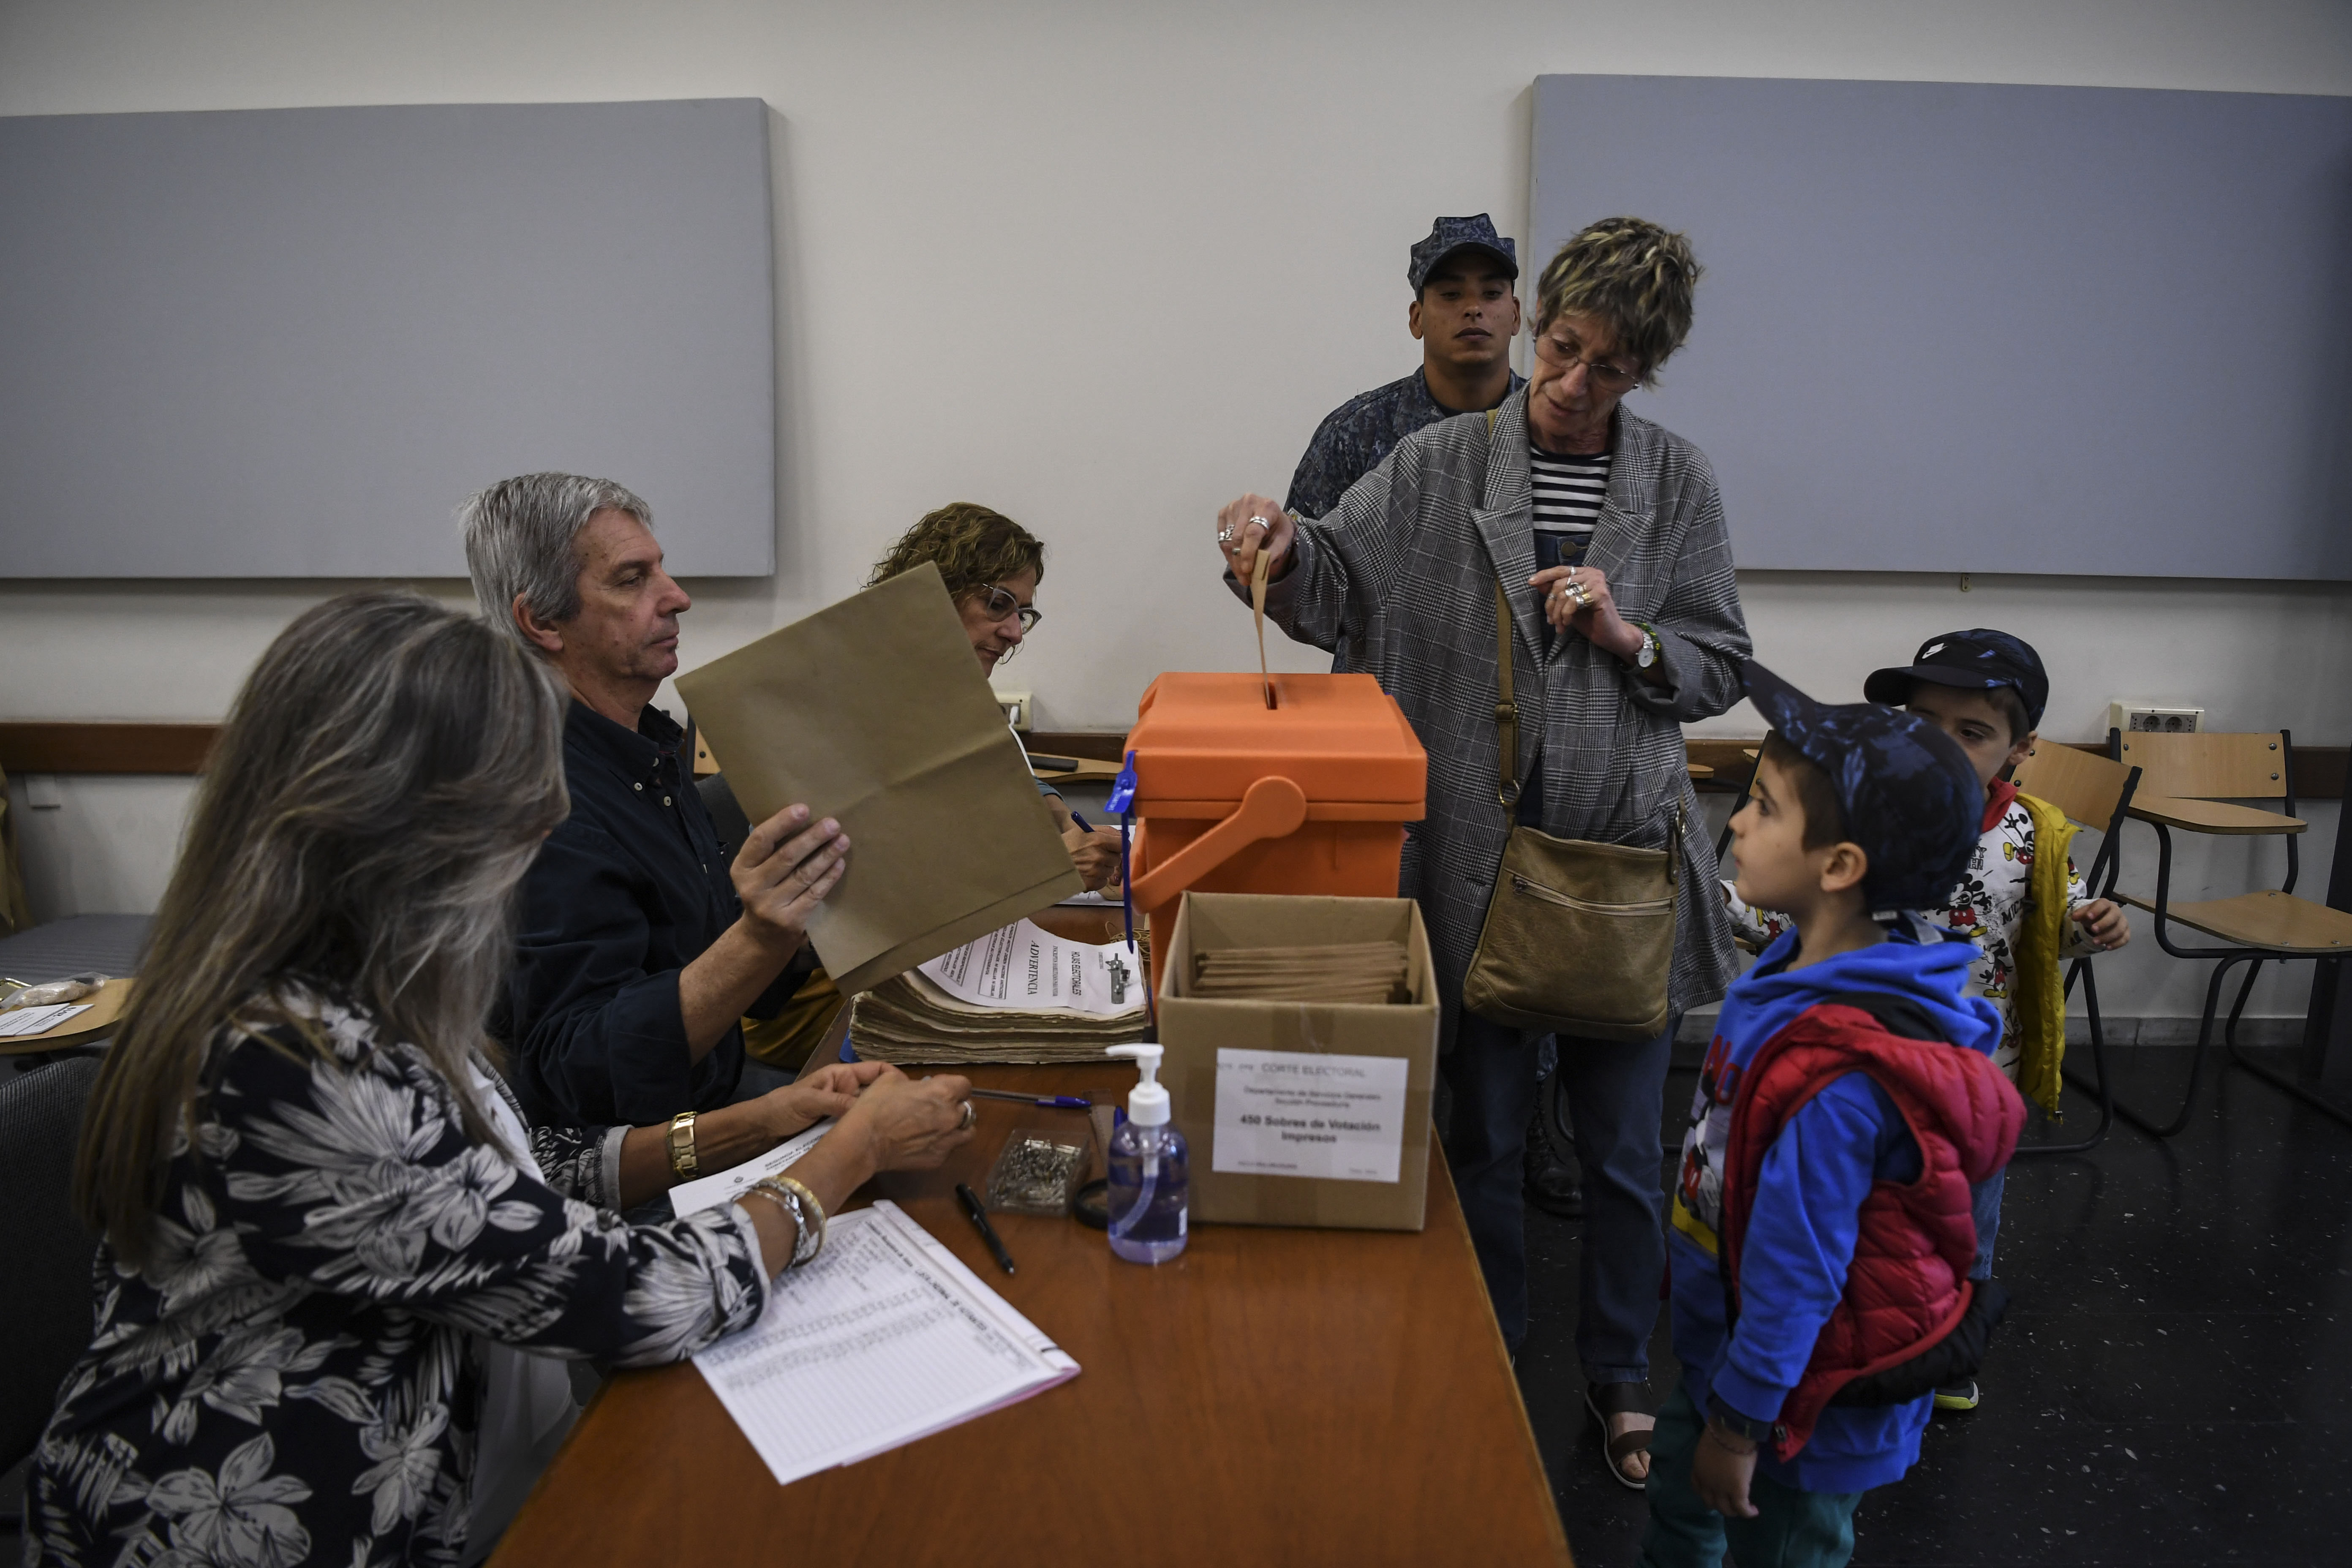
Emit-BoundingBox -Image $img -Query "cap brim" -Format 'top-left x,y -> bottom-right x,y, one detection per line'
1741,660 -> 1827,746
1862,664 -> 2013,707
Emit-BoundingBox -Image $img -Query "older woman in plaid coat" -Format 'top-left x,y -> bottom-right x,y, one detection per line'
1219,217 -> 1749,1488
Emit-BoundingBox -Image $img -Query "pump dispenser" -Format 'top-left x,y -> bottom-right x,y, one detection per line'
1105,1045 -> 1188,1263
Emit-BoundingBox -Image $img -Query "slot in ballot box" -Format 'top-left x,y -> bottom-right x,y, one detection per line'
1121,672 -> 1427,996
1157,892 -> 1440,1232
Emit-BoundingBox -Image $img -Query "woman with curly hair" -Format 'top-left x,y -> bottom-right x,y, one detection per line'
872,502 -> 1120,889
26,591 -> 975,1568
1213,217 -> 1752,1487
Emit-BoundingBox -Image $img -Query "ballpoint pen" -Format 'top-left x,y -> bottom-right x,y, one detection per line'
966,1087 -> 1092,1110
955,1182 -> 1018,1275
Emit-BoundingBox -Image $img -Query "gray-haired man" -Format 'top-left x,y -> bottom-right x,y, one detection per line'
463,473 -> 843,1126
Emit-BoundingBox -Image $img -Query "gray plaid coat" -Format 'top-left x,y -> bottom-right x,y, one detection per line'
1241,388 -> 1751,1046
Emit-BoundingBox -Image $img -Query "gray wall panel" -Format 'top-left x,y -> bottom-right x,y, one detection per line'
0,99 -> 775,577
1531,76 -> 2352,579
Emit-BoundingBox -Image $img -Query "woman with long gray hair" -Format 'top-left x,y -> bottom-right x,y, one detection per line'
26,591 -> 973,1568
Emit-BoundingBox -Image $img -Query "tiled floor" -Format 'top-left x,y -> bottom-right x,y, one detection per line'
1511,1045 -> 2352,1565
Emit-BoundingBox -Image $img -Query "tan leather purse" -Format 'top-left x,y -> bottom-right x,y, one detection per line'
1459,412 -> 1679,1043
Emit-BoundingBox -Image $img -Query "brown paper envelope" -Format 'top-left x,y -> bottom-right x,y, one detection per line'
675,563 -> 1082,995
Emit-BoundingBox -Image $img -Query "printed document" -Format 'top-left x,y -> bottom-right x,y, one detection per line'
693,1200 -> 1079,1486
1212,1048 -> 1411,1183
918,917 -> 1144,1016
0,1002 -> 92,1039
670,1122 -> 832,1218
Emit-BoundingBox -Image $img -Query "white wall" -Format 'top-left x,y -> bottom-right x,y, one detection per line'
5,0 -> 2348,1019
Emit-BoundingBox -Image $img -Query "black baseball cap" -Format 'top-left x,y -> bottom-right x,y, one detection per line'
1742,660 -> 1983,912
1408,215 -> 1519,293
1863,629 -> 2049,731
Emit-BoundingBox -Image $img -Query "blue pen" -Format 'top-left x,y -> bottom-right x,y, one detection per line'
1068,810 -> 1094,832
966,1088 -> 1092,1110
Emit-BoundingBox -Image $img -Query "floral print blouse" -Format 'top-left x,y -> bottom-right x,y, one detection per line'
26,989 -> 770,1568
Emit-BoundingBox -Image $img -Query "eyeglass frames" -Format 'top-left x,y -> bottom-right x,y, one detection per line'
974,583 -> 1042,633
1531,330 -> 1641,392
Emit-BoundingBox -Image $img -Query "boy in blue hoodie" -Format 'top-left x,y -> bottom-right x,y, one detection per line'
1643,664 -> 2021,1568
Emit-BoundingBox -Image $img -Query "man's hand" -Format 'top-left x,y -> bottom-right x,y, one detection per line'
1218,495 -> 1296,583
734,803 -> 849,953
1691,1420 -> 1761,1519
2073,899 -> 2131,950
1065,824 -> 1122,891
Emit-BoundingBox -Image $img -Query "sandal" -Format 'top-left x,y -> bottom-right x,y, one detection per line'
1585,1382 -> 1655,1492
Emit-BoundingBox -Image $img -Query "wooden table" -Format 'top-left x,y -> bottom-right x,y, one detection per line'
494,1063 -> 1570,1567
0,976 -> 131,1055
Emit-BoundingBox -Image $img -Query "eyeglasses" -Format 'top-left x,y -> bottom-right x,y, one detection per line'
975,583 -> 1041,633
1532,331 -> 1641,392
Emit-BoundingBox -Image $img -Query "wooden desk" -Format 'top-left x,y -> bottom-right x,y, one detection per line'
495,1064 -> 1570,1567
0,976 -> 130,1055
2126,795 -> 2307,836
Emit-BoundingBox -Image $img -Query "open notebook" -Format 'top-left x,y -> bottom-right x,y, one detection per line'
692,1198 -> 1079,1486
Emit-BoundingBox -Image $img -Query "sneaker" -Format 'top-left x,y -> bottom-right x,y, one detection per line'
1933,1379 -> 1982,1413
1523,1104 -> 1583,1218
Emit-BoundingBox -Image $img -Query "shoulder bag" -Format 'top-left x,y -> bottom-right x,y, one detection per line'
1459,408 -> 1680,1043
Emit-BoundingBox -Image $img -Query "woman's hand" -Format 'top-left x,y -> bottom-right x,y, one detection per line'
734,803 -> 849,953
755,1059 -> 892,1140
838,1067 -> 975,1173
1528,564 -> 1641,655
1065,824 -> 1122,892
1217,496 -> 1296,583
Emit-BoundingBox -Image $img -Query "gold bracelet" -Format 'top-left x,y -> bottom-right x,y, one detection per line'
768,1174 -> 828,1266
666,1110 -> 699,1179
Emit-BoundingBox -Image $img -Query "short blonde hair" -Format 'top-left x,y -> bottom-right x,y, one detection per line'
1535,217 -> 1702,385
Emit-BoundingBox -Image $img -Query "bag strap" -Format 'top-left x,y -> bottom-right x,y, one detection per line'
1482,407 -> 1521,813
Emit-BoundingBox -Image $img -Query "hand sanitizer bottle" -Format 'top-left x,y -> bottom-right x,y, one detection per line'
1105,1044 -> 1188,1264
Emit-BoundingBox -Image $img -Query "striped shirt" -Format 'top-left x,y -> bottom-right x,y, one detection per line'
1530,446 -> 1610,573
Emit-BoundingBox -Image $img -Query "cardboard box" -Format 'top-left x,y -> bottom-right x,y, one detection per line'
1157,891 -> 1440,1231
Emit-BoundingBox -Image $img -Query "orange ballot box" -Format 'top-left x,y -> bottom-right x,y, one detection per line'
1120,672 -> 1428,993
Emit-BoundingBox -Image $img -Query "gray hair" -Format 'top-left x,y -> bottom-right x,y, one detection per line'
460,472 -> 653,652
75,589 -> 571,1267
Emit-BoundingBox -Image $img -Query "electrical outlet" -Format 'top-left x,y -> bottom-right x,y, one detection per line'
2107,702 -> 2204,735
994,690 -> 1033,731
25,773 -> 63,808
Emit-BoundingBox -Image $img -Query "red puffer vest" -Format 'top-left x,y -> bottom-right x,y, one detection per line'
1720,1000 -> 2024,1458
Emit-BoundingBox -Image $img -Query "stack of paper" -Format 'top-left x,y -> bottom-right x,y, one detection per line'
847,918 -> 1149,1065
1190,941 -> 1412,1005
0,1002 -> 92,1039
848,971 -> 1151,1064
695,1200 -> 1078,1486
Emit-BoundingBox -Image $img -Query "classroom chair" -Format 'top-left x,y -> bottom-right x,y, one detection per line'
2006,742 -> 2142,1157
2104,730 -> 2352,1135
0,1055 -> 102,1492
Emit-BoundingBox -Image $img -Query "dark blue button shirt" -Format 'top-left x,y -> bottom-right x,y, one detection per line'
1284,366 -> 1528,522
500,700 -> 805,1127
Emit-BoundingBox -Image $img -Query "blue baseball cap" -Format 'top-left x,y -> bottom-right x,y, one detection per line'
1863,629 -> 2049,731
1742,660 -> 1983,912
1408,215 -> 1518,293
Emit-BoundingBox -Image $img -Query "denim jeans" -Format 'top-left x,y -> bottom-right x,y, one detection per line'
1446,1010 -> 1674,1370
1640,1382 -> 1864,1568
1969,1165 -> 2006,1282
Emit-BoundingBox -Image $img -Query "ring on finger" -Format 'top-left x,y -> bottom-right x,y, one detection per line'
958,1100 -> 976,1131
1247,514 -> 1270,532
1217,522 -> 1235,544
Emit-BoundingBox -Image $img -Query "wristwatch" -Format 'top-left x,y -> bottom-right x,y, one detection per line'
666,1110 -> 699,1179
1632,622 -> 1661,670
